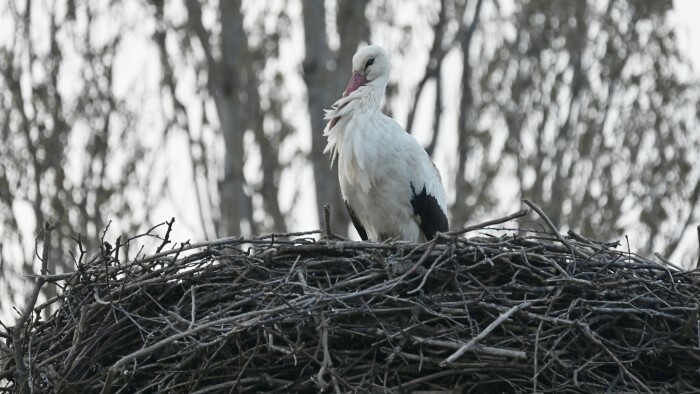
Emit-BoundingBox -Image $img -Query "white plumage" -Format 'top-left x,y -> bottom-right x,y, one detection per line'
324,45 -> 448,243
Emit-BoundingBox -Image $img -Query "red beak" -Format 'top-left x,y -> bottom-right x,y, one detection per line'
343,72 -> 368,97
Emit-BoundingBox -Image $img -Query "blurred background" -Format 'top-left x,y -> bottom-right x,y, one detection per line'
1,0 -> 699,320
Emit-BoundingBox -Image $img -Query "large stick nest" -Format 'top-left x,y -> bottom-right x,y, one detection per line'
2,208 -> 700,393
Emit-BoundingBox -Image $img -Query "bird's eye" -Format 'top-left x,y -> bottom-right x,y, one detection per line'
365,58 -> 375,70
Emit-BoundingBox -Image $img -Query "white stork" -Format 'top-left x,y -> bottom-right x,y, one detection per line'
323,45 -> 448,243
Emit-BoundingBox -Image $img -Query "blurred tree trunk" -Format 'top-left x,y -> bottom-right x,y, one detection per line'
216,0 -> 255,235
183,0 -> 253,236
179,0 -> 290,236
452,0 -> 485,225
547,0 -> 587,228
302,0 -> 370,237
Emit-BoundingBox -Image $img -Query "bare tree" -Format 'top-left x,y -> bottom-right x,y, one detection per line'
406,0 -> 453,156
151,0 -> 294,237
0,0 -> 151,312
449,0 -> 700,259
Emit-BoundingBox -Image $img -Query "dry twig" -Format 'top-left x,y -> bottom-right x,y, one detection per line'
11,222 -> 60,394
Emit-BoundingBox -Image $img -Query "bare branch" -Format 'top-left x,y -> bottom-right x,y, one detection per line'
12,221 -> 60,393
440,301 -> 532,366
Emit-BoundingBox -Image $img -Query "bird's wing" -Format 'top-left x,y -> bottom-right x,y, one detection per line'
382,117 -> 447,240
344,200 -> 368,241
410,181 -> 448,240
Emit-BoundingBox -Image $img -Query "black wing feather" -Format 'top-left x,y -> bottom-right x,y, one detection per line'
410,182 -> 448,240
344,200 -> 368,241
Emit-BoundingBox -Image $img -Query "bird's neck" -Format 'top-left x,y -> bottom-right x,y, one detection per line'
352,79 -> 388,112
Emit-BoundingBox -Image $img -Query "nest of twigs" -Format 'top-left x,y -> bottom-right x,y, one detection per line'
2,203 -> 700,393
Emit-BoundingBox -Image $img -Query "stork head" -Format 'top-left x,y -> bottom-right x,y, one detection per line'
343,45 -> 390,97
